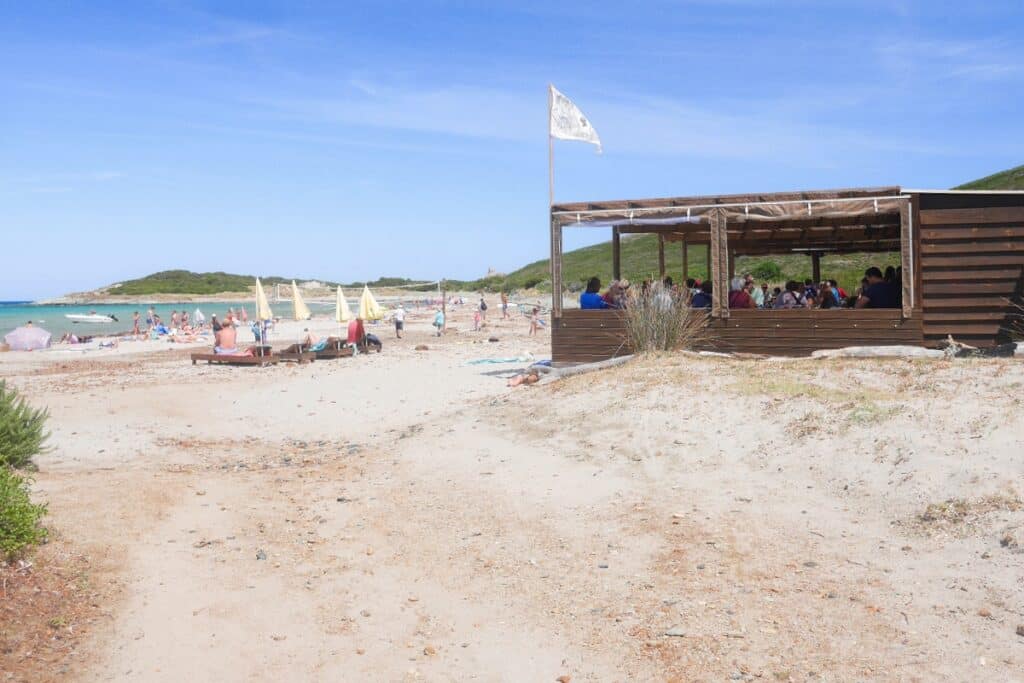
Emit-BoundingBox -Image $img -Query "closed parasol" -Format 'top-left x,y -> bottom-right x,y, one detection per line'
358,285 -> 383,321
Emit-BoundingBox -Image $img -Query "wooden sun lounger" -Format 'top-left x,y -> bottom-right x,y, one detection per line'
278,343 -> 316,364
311,337 -> 355,360
190,346 -> 280,367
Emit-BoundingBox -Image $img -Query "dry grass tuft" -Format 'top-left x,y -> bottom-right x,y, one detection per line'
621,284 -> 707,354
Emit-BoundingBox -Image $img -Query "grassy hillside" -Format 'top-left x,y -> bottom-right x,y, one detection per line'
954,164 -> 1024,190
107,271 -> 292,296
106,271 -> 443,296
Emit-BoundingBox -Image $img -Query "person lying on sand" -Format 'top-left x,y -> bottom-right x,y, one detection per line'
507,371 -> 539,387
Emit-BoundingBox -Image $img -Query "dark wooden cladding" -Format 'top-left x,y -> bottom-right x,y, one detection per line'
552,310 -> 631,363
552,309 -> 923,362
699,309 -> 922,356
915,192 -> 1024,347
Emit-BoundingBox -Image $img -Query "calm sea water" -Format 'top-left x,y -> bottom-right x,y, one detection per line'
0,301 -> 299,340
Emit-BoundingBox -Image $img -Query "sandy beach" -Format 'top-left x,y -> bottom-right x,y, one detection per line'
1,299 -> 1022,682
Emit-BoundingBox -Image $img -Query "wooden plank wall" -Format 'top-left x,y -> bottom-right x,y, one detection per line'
552,310 -> 631,363
698,309 -> 923,356
916,193 -> 1024,347
551,309 -> 923,362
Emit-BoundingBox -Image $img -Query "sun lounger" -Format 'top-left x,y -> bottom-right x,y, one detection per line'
190,346 -> 280,367
312,337 -> 354,360
278,343 -> 316,364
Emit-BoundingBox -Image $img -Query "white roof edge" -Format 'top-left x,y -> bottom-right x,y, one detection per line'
901,188 -> 1024,194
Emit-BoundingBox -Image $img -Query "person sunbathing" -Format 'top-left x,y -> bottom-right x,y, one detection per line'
302,329 -> 320,349
508,371 -> 540,387
214,323 -> 239,354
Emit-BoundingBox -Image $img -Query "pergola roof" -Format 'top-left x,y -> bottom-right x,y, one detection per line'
552,186 -> 907,255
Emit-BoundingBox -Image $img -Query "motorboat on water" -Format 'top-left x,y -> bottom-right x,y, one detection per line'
65,313 -> 119,323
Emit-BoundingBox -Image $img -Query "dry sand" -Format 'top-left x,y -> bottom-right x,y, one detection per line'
2,301 -> 1023,682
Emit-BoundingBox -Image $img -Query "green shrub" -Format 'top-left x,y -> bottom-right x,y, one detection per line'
0,381 -> 50,469
0,466 -> 48,559
748,260 -> 783,282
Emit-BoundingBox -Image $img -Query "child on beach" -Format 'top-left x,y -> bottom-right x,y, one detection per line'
529,307 -> 539,335
473,308 -> 481,331
433,308 -> 445,336
132,311 -> 141,337
393,304 -> 406,339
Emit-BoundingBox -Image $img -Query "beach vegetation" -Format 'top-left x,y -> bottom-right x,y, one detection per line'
621,285 -> 707,354
954,163 -> 1024,190
0,467 -> 48,559
0,381 -> 50,470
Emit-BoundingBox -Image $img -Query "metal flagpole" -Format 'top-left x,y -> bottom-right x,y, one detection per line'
548,84 -> 554,209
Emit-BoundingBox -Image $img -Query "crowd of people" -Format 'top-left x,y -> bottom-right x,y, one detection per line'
579,265 -> 904,311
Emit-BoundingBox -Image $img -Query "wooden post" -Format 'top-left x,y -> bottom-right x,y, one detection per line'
441,280 -> 447,332
658,234 -> 666,278
550,218 -> 563,317
612,227 -> 621,280
811,253 -> 821,284
682,236 -> 688,282
705,244 -> 711,282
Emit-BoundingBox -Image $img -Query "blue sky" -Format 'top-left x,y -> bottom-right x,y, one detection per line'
2,1 -> 1023,299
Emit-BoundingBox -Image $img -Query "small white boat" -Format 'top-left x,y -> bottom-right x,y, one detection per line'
65,313 -> 118,323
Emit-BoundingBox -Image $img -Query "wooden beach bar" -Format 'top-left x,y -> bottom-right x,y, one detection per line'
549,187 -> 1024,362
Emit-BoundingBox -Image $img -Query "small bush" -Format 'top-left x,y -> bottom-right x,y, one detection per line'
0,381 -> 50,469
0,466 -> 48,559
622,283 -> 707,353
749,260 -> 783,282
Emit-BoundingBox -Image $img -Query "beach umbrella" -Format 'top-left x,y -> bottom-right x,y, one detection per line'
335,286 -> 352,323
5,325 -> 51,351
358,285 -> 383,321
255,278 -> 273,321
291,280 -> 312,321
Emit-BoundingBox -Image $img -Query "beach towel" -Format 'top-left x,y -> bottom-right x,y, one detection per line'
308,339 -> 328,352
467,353 -> 535,365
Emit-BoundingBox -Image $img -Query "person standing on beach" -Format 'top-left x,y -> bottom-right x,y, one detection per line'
433,308 -> 445,336
132,311 -> 141,337
171,310 -> 180,329
529,307 -> 539,335
393,304 -> 406,339
501,291 -> 509,319
479,296 -> 488,322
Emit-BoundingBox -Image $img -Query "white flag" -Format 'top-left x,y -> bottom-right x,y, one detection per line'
549,85 -> 602,152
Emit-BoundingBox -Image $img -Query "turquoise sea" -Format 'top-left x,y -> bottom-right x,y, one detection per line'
0,301 -> 277,340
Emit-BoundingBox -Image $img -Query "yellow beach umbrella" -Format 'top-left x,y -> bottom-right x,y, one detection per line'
335,286 -> 352,323
291,280 -> 312,320
358,285 -> 383,321
255,278 -> 273,321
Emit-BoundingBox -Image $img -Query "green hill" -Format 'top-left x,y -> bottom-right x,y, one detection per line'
954,164 -> 1024,190
107,270 -> 302,296
106,271 -> 443,296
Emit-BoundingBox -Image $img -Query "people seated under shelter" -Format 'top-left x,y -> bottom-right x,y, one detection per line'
690,281 -> 712,308
728,277 -> 755,309
580,277 -> 608,309
773,281 -> 805,309
856,267 -> 899,309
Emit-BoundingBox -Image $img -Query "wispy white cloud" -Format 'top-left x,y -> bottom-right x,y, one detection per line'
875,36 -> 1023,83
245,79 -> 956,167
